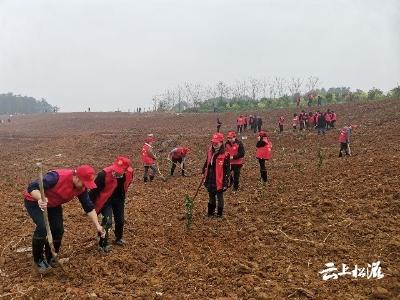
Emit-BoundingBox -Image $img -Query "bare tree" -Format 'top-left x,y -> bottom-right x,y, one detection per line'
288,77 -> 303,96
268,79 -> 277,99
260,78 -> 269,99
249,78 -> 261,100
152,96 -> 158,111
305,76 -> 320,93
274,77 -> 287,98
185,82 -> 203,108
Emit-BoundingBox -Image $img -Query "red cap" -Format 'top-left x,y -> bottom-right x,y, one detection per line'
258,131 -> 267,137
227,131 -> 236,138
211,133 -> 224,143
145,137 -> 156,143
76,165 -> 97,189
182,147 -> 190,155
112,156 -> 131,173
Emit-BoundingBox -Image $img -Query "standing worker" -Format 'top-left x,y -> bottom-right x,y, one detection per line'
278,116 -> 284,133
168,146 -> 190,176
256,116 -> 263,133
89,156 -> 133,252
217,118 -> 222,132
23,165 -> 104,274
202,133 -> 231,217
255,131 -> 273,185
225,131 -> 245,191
236,115 -> 244,134
141,135 -> 157,182
243,115 -> 248,131
338,125 -> 353,157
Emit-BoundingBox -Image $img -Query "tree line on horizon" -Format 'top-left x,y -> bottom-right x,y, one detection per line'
0,93 -> 58,114
151,77 -> 400,112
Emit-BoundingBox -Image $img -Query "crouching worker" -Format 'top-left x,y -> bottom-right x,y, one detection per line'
168,146 -> 190,176
202,133 -> 230,217
23,165 -> 104,274
256,131 -> 273,185
89,156 -> 133,252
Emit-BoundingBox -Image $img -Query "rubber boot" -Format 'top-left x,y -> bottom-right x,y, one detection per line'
32,237 -> 51,274
149,175 -> 154,182
45,239 -> 61,268
217,206 -> 224,218
114,223 -> 126,246
207,203 -> 216,217
143,177 -> 148,182
98,236 -> 111,253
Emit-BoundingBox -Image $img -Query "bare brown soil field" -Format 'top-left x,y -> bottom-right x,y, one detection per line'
0,99 -> 399,299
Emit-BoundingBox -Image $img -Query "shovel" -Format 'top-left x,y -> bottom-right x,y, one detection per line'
36,162 -> 66,272
167,158 -> 191,176
155,163 -> 167,182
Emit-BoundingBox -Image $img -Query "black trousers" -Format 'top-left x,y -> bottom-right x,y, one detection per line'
279,124 -> 283,133
144,165 -> 157,181
257,124 -> 262,132
208,190 -> 224,209
170,158 -> 184,176
101,197 -> 125,240
258,159 -> 268,182
25,200 -> 64,240
230,164 -> 242,190
339,143 -> 350,157
217,125 -> 221,132
25,200 -> 64,262
237,125 -> 243,134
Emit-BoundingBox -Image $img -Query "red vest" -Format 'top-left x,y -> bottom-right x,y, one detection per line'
93,166 -> 133,214
237,117 -> 244,125
278,117 -> 284,125
141,143 -> 155,165
24,169 -> 85,207
292,117 -> 299,125
256,138 -> 272,160
225,141 -> 243,165
331,113 -> 337,121
204,147 -> 228,191
171,147 -> 186,160
325,114 -> 331,122
339,130 -> 348,143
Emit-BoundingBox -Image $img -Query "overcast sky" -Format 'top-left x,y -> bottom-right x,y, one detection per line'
0,0 -> 399,112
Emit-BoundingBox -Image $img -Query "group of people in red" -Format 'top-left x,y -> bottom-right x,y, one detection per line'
277,109 -> 337,134
23,108 -> 352,275
24,156 -> 134,273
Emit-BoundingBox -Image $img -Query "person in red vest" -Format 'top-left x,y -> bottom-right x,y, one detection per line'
236,115 -> 244,134
89,156 -> 133,252
330,110 -> 337,128
338,125 -> 353,157
292,113 -> 299,131
256,131 -> 272,184
24,165 -> 103,274
278,116 -> 284,133
141,135 -> 157,182
202,133 -> 231,217
225,131 -> 245,191
299,110 -> 307,130
168,146 -> 190,176
307,112 -> 314,130
325,110 -> 332,130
